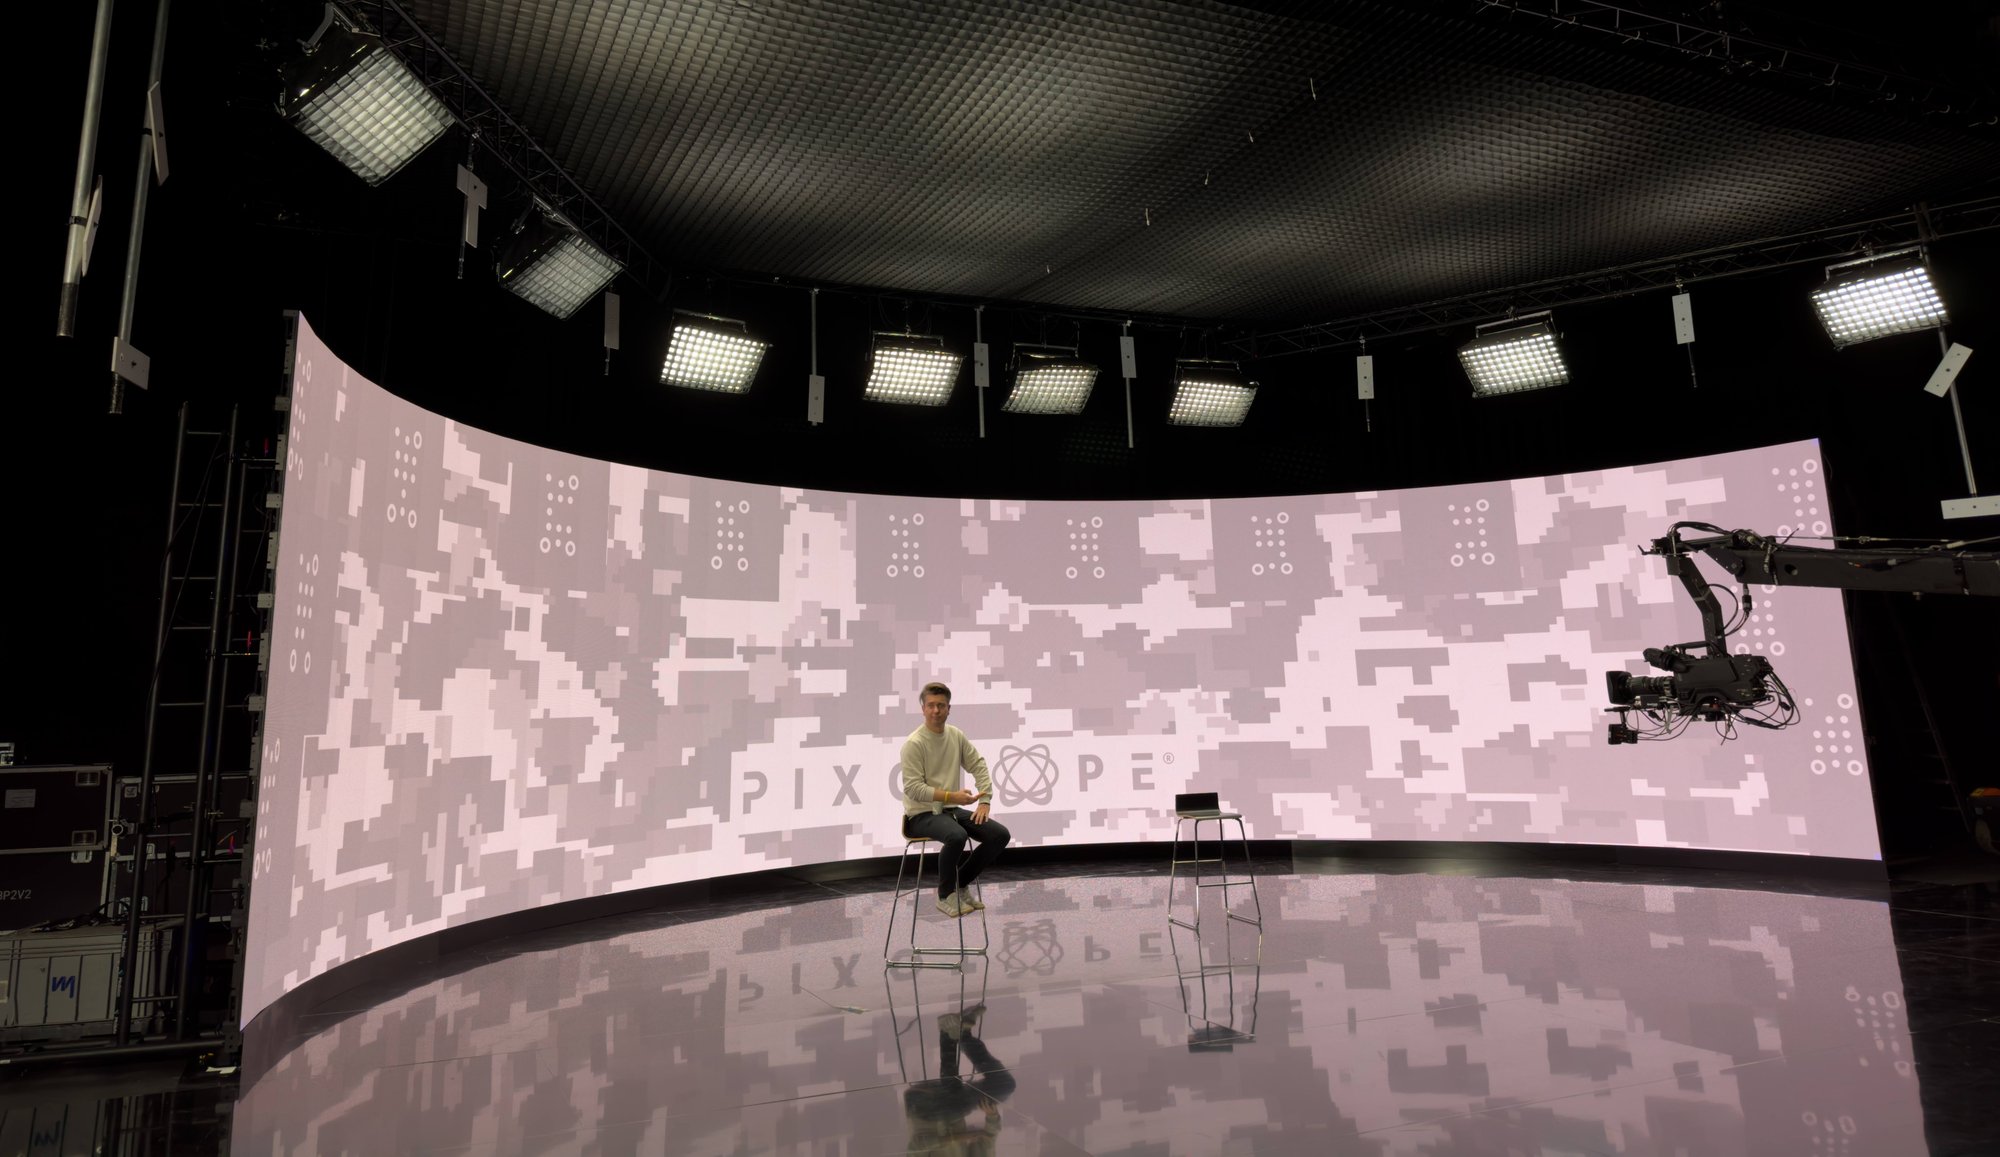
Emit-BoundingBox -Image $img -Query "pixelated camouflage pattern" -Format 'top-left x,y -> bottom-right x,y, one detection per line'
247,316 -> 1875,1025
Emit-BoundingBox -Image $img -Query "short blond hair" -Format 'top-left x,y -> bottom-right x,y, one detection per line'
919,681 -> 951,703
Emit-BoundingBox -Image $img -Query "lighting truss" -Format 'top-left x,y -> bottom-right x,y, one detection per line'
1809,254 -> 1949,348
1003,348 -> 1100,415
1458,317 -> 1569,396
278,19 -> 452,186
1466,0 -> 1993,133
661,315 -> 769,393
1224,197 -> 1999,359
1168,360 -> 1257,427
496,205 -> 624,320
865,334 -> 961,405
343,0 -> 661,290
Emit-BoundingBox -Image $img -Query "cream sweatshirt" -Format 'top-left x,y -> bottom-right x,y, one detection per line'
900,724 -> 994,817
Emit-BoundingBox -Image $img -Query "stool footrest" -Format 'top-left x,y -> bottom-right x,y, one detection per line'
1173,857 -> 1226,865
887,959 -> 964,970
1225,911 -> 1262,926
1178,963 -> 1245,978
1168,916 -> 1199,931
1195,880 -> 1252,888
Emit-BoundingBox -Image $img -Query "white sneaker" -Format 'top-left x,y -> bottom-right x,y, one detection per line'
935,893 -> 969,918
958,890 -> 985,911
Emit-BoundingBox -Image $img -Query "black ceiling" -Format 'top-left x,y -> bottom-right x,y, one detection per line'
392,0 -> 1999,324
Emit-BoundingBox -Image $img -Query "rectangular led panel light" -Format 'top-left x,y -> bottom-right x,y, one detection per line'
500,232 -> 623,321
1169,361 -> 1257,426
1810,259 -> 1948,348
1003,350 -> 1100,415
286,38 -> 452,186
1458,321 -> 1569,396
865,336 -> 961,405
661,318 -> 769,393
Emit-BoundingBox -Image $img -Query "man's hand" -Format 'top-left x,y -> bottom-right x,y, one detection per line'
951,788 -> 978,806
973,801 -> 991,825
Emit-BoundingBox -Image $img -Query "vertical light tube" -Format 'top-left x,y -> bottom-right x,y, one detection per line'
1940,328 -> 1978,494
1122,321 -> 1135,449
806,288 -> 825,425
112,0 -> 173,413
59,0 -> 116,338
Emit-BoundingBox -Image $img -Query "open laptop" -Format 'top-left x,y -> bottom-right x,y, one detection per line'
1175,791 -> 1224,818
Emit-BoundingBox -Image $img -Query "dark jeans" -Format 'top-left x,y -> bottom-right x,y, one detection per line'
904,808 -> 1010,898
943,1028 -> 1014,1096
905,1032 -> 1016,1121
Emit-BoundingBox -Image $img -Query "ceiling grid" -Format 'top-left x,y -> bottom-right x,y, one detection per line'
400,0 -> 1999,322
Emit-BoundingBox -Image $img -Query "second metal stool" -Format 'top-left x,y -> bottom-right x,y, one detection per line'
1167,791 -> 1263,935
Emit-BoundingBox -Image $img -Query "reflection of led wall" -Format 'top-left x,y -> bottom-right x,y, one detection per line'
248,314 -> 1880,1026
236,875 -> 1925,1157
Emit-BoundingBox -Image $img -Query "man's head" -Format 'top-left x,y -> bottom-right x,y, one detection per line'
920,682 -> 951,733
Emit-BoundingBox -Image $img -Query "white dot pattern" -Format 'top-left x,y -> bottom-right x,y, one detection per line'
886,513 -> 925,578
1250,512 -> 1294,576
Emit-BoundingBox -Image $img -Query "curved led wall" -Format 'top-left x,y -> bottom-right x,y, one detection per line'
247,315 -> 1877,1025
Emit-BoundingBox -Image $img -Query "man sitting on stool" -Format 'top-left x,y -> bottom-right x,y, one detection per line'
901,681 -> 1010,918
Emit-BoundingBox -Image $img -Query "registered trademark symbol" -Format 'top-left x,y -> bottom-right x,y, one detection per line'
1163,752 -> 1175,763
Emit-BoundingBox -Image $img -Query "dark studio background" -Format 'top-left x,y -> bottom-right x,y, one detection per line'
9,0 -> 1997,863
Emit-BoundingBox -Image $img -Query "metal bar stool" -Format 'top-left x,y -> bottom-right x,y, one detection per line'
884,836 -> 989,969
1167,792 -> 1263,936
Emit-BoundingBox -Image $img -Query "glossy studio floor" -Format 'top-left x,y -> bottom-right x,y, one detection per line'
13,851 -> 2000,1156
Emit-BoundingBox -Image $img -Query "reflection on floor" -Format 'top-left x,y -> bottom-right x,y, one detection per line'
7,858 -> 1998,1155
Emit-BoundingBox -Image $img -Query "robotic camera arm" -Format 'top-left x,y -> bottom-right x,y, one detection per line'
1604,523 -> 1999,744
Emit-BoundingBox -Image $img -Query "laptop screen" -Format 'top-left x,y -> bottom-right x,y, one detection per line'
1175,791 -> 1220,813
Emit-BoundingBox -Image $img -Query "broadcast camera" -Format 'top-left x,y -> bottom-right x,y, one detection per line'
1603,522 -> 1997,744
1603,647 -> 1782,744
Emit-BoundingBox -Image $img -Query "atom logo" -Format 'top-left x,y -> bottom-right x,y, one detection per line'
995,744 -> 1058,807
996,918 -> 1065,976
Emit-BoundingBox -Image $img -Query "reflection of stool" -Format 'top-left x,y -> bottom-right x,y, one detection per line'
1169,918 -> 1261,1051
1168,793 -> 1262,935
885,837 -> 989,969
885,959 -> 991,1081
